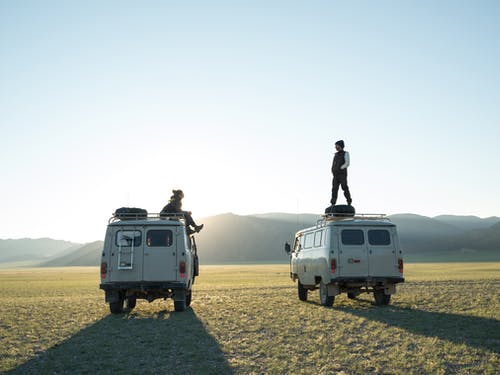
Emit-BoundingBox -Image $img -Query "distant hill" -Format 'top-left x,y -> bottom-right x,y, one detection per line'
388,214 -> 461,239
2,213 -> 499,266
196,213 -> 316,264
40,241 -> 104,267
433,215 -> 500,231
0,238 -> 80,262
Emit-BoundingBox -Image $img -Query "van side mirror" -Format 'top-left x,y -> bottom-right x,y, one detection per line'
284,242 -> 291,254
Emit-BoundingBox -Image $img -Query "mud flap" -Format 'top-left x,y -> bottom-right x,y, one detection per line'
327,283 -> 340,296
384,283 -> 396,295
173,289 -> 186,302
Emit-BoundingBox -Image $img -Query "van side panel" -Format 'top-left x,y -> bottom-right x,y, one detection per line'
100,227 -> 113,283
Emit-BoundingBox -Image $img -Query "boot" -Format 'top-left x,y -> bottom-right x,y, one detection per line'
195,224 -> 204,233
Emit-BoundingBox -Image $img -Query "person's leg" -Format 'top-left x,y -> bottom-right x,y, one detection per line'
182,212 -> 196,227
182,211 -> 204,233
340,175 -> 352,205
331,176 -> 341,205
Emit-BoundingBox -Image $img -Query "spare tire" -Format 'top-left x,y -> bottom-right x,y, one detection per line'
325,205 -> 355,217
114,207 -> 148,220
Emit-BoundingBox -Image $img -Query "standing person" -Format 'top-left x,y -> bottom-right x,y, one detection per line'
331,140 -> 352,206
160,190 -> 204,233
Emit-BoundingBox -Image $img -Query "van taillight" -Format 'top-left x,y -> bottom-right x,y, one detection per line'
179,261 -> 186,277
398,258 -> 403,273
331,259 -> 336,273
101,262 -> 107,279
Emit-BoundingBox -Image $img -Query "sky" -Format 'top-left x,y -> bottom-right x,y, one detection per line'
1,0 -> 499,242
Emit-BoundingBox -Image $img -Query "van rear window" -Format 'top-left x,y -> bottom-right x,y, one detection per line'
368,230 -> 391,246
341,230 -> 364,245
116,230 -> 141,247
147,230 -> 173,247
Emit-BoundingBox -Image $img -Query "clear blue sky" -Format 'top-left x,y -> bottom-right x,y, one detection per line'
1,1 -> 499,242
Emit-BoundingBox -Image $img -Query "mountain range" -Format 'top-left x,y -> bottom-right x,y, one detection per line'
0,213 -> 499,267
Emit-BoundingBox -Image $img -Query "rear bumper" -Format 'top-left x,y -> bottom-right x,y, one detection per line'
100,281 -> 187,291
330,276 -> 404,284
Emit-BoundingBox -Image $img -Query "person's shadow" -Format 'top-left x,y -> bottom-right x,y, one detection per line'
336,299 -> 500,354
8,308 -> 233,375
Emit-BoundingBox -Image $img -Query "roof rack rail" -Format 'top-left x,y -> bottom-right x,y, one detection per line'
316,213 -> 389,227
108,212 -> 186,224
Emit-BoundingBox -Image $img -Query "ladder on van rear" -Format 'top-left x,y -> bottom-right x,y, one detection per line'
117,237 -> 135,270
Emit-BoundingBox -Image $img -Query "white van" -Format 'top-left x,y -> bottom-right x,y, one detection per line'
100,213 -> 199,313
285,214 -> 404,306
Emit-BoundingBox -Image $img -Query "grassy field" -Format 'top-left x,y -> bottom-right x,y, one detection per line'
0,263 -> 498,374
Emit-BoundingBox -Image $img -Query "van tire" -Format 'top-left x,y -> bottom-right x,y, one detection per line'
126,297 -> 136,310
374,290 -> 391,306
319,281 -> 334,307
298,281 -> 308,301
109,299 -> 124,314
186,290 -> 192,307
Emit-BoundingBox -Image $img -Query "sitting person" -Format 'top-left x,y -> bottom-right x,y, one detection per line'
160,190 -> 204,233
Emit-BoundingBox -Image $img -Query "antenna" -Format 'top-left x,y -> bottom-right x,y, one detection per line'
296,197 -> 300,232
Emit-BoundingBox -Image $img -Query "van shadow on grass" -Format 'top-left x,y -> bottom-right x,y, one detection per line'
8,308 -> 233,375
336,300 -> 500,354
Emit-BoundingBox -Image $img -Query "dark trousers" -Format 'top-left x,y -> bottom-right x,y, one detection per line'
182,211 -> 197,228
160,208 -> 198,228
331,173 -> 351,205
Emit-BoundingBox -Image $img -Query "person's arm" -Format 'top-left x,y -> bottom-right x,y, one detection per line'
341,151 -> 350,169
331,157 -> 335,174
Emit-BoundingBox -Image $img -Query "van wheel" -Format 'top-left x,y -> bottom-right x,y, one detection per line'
186,290 -> 192,307
374,290 -> 391,306
319,282 -> 334,307
109,299 -> 124,314
126,297 -> 136,310
298,281 -> 308,301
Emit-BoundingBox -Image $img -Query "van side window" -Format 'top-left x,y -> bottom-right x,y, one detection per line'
147,230 -> 173,247
116,230 -> 141,247
304,233 -> 314,249
368,230 -> 391,246
314,230 -> 323,247
341,230 -> 364,245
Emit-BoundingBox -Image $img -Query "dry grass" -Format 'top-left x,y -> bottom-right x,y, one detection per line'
0,263 -> 499,374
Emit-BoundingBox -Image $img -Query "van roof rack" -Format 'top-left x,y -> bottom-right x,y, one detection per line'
108,212 -> 186,224
317,213 -> 389,226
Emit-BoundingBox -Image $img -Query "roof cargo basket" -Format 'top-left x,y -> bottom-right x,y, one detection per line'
108,212 -> 186,224
317,213 -> 390,227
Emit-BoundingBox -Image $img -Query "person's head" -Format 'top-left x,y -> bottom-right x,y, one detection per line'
171,189 -> 184,200
335,140 -> 345,151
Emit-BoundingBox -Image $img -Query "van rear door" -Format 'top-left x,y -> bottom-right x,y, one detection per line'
109,227 -> 144,282
337,227 -> 368,277
143,227 -> 178,281
367,227 -> 397,277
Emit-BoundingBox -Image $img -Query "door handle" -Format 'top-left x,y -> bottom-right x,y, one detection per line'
369,250 -> 372,254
